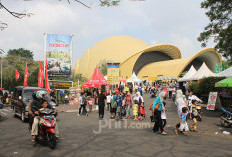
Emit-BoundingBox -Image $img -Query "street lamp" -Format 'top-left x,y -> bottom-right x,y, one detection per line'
0,49 -> 5,88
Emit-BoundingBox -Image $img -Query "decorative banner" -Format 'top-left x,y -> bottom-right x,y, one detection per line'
38,61 -> 44,88
45,34 -> 72,78
23,64 -> 29,86
207,92 -> 218,110
107,62 -> 120,85
49,81 -> 73,89
45,59 -> 51,93
15,68 -> 20,81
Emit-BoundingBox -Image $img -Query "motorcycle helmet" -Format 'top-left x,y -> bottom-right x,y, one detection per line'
36,90 -> 47,99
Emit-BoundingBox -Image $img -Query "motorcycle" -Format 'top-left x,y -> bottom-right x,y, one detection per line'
220,107 -> 232,128
34,108 -> 57,149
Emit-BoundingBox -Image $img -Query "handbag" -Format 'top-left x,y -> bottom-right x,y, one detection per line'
154,102 -> 160,111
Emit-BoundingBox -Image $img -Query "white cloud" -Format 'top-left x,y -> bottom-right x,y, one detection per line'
170,33 -> 195,57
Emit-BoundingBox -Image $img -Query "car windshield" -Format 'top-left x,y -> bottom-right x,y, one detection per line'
23,90 -> 51,101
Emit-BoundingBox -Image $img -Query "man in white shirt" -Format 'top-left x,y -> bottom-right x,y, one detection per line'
188,92 -> 203,113
106,93 -> 112,111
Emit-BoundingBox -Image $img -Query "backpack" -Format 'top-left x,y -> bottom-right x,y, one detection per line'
82,96 -> 87,105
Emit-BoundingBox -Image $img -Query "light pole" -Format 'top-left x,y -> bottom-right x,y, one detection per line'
0,49 -> 5,89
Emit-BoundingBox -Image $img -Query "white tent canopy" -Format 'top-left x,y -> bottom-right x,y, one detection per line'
189,62 -> 215,80
178,65 -> 197,82
216,67 -> 232,77
131,72 -> 142,82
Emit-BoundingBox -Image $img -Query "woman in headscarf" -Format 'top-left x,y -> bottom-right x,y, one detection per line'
133,92 -> 144,118
175,89 -> 189,134
152,96 -> 167,135
175,90 -> 188,117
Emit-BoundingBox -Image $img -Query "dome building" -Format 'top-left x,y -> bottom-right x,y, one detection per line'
74,36 -> 221,80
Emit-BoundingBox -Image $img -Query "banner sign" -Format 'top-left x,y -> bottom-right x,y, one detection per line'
69,87 -> 81,97
45,34 -> 72,78
207,92 -> 218,110
107,62 -> 120,85
49,81 -> 73,89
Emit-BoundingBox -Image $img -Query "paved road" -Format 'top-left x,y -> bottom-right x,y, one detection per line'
0,94 -> 232,157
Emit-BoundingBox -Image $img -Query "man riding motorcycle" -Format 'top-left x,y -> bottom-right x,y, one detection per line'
31,90 -> 60,142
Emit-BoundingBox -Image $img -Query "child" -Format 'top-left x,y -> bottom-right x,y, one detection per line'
161,103 -> 167,129
88,96 -> 93,112
140,103 -> 145,120
191,100 -> 201,131
179,107 -> 189,135
133,100 -> 139,120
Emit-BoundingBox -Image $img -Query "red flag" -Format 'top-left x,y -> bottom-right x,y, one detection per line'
23,64 -> 29,86
38,61 -> 44,88
15,68 -> 20,81
45,59 -> 51,93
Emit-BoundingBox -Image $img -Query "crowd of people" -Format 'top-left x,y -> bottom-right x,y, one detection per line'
77,86 -> 146,121
66,80 -> 203,136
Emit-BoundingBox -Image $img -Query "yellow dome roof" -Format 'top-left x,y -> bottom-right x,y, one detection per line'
78,36 -> 149,78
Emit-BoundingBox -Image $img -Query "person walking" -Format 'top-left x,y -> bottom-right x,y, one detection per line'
116,91 -> 123,120
110,91 -> 117,119
152,96 -> 167,135
98,91 -> 106,120
124,92 -> 132,119
78,92 -> 88,116
106,93 -> 112,111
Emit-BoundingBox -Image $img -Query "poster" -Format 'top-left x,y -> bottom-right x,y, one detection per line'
45,34 -> 72,78
207,92 -> 218,110
107,62 -> 120,85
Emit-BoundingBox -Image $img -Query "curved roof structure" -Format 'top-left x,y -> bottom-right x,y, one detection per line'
75,36 -> 222,80
137,48 -> 221,79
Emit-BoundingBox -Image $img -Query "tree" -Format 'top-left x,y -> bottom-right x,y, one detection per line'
0,0 -> 120,30
198,0 -> 232,59
7,48 -> 34,59
98,60 -> 110,76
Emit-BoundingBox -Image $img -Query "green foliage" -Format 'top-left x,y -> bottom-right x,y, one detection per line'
188,77 -> 226,102
198,0 -> 232,59
98,60 -> 110,76
73,73 -> 88,84
7,48 -> 34,59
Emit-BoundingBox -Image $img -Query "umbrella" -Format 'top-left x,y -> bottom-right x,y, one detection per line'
215,77 -> 232,87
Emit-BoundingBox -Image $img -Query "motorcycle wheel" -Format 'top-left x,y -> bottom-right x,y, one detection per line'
220,116 -> 230,128
47,133 -> 56,149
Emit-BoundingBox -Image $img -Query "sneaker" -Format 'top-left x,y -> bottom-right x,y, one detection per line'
161,132 -> 167,135
77,114 -> 80,116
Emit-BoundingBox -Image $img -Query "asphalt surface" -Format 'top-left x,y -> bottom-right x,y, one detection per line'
0,93 -> 232,157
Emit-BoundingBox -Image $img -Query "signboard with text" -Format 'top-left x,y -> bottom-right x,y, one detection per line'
207,92 -> 218,110
49,81 -> 73,89
107,62 -> 120,85
45,34 -> 72,78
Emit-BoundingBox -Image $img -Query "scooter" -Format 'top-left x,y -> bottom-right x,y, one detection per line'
196,104 -> 202,121
34,108 -> 57,149
220,107 -> 232,128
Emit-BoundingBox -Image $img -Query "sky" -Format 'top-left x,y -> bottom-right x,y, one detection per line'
0,0 -> 215,66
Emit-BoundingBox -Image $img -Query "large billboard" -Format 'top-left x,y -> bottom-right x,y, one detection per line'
45,34 -> 72,78
107,62 -> 120,85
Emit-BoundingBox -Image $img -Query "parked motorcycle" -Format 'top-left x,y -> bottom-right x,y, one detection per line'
34,108 -> 57,149
220,107 -> 232,128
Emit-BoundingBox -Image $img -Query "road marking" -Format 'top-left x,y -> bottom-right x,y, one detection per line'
0,111 -> 7,115
2,108 -> 11,112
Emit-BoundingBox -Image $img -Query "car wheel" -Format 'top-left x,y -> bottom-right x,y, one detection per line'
21,111 -> 26,122
13,107 -> 16,118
